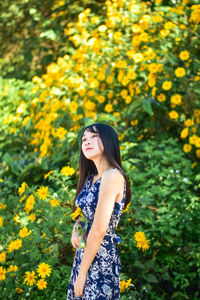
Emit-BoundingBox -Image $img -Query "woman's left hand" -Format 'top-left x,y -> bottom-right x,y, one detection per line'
74,271 -> 87,297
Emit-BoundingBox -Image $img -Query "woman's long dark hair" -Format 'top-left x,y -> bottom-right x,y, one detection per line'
72,123 -> 131,213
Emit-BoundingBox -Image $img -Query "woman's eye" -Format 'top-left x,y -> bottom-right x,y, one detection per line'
82,135 -> 97,142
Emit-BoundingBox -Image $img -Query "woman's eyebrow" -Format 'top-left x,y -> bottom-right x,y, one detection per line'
82,132 -> 98,136
82,133 -> 98,139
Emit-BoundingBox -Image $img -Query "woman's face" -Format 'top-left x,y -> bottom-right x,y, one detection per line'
81,128 -> 104,159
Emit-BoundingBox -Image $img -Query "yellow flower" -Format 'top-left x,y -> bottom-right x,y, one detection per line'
98,25 -> 107,32
0,203 -> 6,209
23,271 -> 37,286
122,76 -> 130,86
0,216 -> 3,227
37,278 -> 47,290
148,63 -> 160,73
133,53 -> 143,63
196,149 -> 200,158
0,251 -> 6,262
7,265 -> 18,272
189,5 -> 200,24
195,137 -> 200,148
152,87 -> 157,98
152,15 -> 163,23
157,93 -> 166,102
32,76 -> 41,83
70,205 -> 83,221
136,239 -> 150,251
16,288 -> 24,293
122,202 -> 131,213
97,95 -> 105,103
24,194 -> 35,214
169,111 -> 179,120
49,198 -> 60,207
164,21 -> 175,30
148,77 -> 156,87
131,119 -> 138,126
121,89 -> 128,99
192,127 -> 197,134
134,231 -> 146,242
13,214 -> 22,224
170,94 -> 182,105
97,72 -> 105,81
8,239 -> 22,253
189,135 -> 198,145
116,60 -> 127,68
183,144 -> 192,153
134,231 -> 150,251
18,182 -> 28,196
132,24 -> 141,33
90,16 -> 99,24
61,166 -> 76,176
19,226 -> 32,238
125,96 -> 132,104
159,29 -> 170,37
120,278 -> 132,293
69,101 -> 78,113
106,75 -> 113,84
184,119 -> 194,127
175,67 -> 186,77
36,185 -> 50,200
29,213 -> 36,222
127,70 -> 136,80
194,109 -> 200,118
44,171 -> 53,179
162,81 -> 172,90
36,262 -> 52,278
0,266 -> 6,281
19,194 -> 26,203
107,91 -> 114,99
105,104 -> 113,113
179,50 -> 190,60
180,128 -> 188,139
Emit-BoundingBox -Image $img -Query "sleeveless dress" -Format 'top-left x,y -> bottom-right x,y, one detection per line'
66,167 -> 126,300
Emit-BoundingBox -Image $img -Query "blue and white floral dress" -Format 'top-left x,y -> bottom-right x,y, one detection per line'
66,167 -> 126,300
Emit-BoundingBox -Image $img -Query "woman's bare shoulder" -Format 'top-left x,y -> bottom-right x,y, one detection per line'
102,168 -> 124,188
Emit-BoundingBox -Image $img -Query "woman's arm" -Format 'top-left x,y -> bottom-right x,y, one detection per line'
78,171 -> 121,276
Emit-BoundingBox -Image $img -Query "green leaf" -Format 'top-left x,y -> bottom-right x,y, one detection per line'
134,260 -> 145,270
2,152 -> 13,166
126,99 -> 141,115
40,30 -> 57,40
144,273 -> 158,283
142,98 -> 153,115
105,66 -> 111,77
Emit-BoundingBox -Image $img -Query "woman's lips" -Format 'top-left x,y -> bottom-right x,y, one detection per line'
86,148 -> 93,151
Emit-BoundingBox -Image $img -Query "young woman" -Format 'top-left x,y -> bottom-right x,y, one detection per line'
66,123 -> 131,299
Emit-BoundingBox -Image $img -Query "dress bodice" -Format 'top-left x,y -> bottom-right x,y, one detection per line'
75,167 -> 126,245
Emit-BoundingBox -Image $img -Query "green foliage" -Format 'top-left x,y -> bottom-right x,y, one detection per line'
0,169 -> 76,298
0,0 -> 105,80
118,135 -> 200,299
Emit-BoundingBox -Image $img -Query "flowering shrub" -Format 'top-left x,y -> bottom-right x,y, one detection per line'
0,0 -> 200,298
1,1 -> 199,166
0,167 -> 77,298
